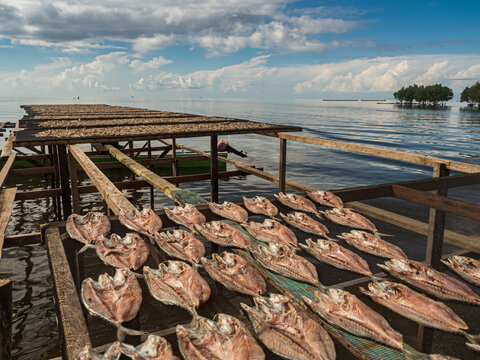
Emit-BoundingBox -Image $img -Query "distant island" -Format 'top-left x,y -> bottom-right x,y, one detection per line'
393,84 -> 453,106
461,82 -> 480,109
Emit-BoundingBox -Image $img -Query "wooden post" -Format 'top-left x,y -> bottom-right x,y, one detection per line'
68,152 -> 80,214
0,278 -> 12,360
148,141 -> 154,210
418,162 -> 449,354
172,138 -> 178,177
279,138 -> 287,193
50,145 -> 60,220
210,136 -> 218,203
57,145 -> 72,220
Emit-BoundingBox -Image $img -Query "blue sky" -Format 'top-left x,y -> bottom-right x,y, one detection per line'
0,0 -> 478,99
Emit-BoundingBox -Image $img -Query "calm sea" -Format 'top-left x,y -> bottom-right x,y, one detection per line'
1,97 -> 480,359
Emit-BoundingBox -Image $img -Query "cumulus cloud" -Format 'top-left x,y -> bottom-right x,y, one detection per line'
0,0 -> 360,55
129,56 -> 172,72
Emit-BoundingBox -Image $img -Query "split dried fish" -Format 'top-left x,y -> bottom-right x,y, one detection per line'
195,221 -> 252,248
280,212 -> 330,237
274,192 -> 318,213
201,252 -> 266,296
307,190 -> 343,208
76,342 -> 122,360
304,288 -> 403,350
361,281 -> 468,333
66,212 -> 110,244
154,230 -> 205,264
242,218 -> 297,247
96,233 -> 149,271
165,203 -> 206,230
243,196 -> 278,217
299,238 -> 371,276
322,208 -> 377,233
441,255 -> 480,287
250,243 -> 318,285
379,259 -> 480,305
209,201 -> 249,223
143,261 -> 210,312
120,334 -> 179,360
337,230 -> 407,259
119,208 -> 162,236
177,313 -> 265,360
81,269 -> 142,340
241,293 -> 335,360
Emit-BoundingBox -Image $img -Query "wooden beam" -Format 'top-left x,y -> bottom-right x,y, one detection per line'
271,132 -> 480,174
210,135 -> 218,203
0,188 -> 17,261
57,145 -> 72,220
392,184 -> 480,221
68,145 -> 136,215
46,226 -> 91,360
68,152 -> 80,214
0,278 -> 12,360
3,232 -> 41,248
0,154 -> 16,188
105,145 -> 207,206
172,138 -> 178,177
279,138 -> 287,193
0,135 -> 14,157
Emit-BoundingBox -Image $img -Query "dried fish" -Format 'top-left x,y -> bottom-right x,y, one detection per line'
243,196 -> 278,216
81,269 -> 142,340
337,230 -> 407,259
280,212 -> 330,237
154,230 -> 205,264
195,221 -> 252,248
241,293 -> 335,360
143,261 -> 210,312
304,288 -> 403,350
307,190 -> 343,208
441,255 -> 480,287
274,192 -> 318,213
201,252 -> 266,296
66,212 -> 110,244
165,203 -> 206,230
209,201 -> 249,223
250,243 -> 318,285
300,238 -> 371,276
120,334 -> 179,360
323,208 -> 377,233
242,218 -> 297,247
119,208 -> 162,236
177,313 -> 265,360
379,259 -> 480,305
96,233 -> 149,271
360,281 -> 468,333
76,342 -> 122,360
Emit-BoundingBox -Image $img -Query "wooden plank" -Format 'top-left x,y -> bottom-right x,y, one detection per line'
279,138 -> 287,193
0,154 -> 16,188
68,152 -> 80,214
425,163 -> 449,269
172,138 -> 178,177
0,188 -> 17,261
46,226 -> 91,360
272,132 -> 480,174
210,135 -> 218,203
105,145 -> 207,206
57,145 -> 72,220
1,135 -> 14,157
3,232 -> 41,248
68,144 -> 136,215
0,278 -> 12,360
392,184 -> 480,221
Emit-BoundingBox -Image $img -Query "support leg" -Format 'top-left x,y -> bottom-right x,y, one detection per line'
279,138 -> 287,193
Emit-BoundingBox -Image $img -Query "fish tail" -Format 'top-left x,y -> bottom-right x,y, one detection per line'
147,235 -> 155,245
465,333 -> 480,345
117,324 -> 146,342
315,212 -> 324,219
375,231 -> 393,238
369,274 -> 383,283
131,271 -> 144,279
402,347 -> 427,359
270,216 -> 282,221
78,243 -> 95,254
321,234 -> 337,242
314,282 -> 329,292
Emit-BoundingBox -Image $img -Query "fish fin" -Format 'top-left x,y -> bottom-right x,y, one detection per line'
78,243 -> 95,254
466,342 -> 480,352
375,231 -> 393,237
402,348 -> 428,359
377,263 -> 389,271
322,234 -> 337,242
465,333 -> 480,345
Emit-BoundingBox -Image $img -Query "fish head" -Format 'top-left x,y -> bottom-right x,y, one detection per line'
292,212 -> 304,221
263,219 -> 275,228
112,269 -> 128,285
385,258 -> 411,273
172,230 -> 184,239
450,255 -> 474,268
315,239 -> 332,249
165,260 -> 187,274
211,221 -> 223,231
96,272 -> 114,289
215,313 -> 238,336
268,293 -> 290,312
136,335 -> 168,358
367,281 -> 399,297
221,252 -> 236,266
122,233 -> 137,245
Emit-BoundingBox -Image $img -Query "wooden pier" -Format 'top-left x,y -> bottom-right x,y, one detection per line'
1,104 -> 480,359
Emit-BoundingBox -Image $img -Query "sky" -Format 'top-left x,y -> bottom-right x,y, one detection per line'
0,0 -> 479,99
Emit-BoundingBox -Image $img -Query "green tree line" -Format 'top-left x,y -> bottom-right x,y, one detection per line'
394,84 -> 453,106
460,82 -> 480,108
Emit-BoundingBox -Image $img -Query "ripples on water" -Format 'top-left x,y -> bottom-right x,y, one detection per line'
1,98 -> 480,359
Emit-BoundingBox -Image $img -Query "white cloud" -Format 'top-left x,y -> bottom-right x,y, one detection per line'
0,0 -> 361,55
129,56 -> 173,72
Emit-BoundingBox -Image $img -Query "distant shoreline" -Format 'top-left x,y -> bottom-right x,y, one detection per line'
322,99 -> 387,102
